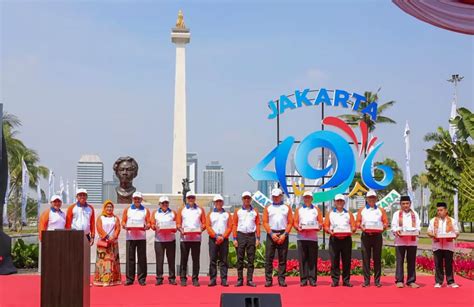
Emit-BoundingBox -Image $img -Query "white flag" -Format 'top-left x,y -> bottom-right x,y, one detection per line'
48,170 -> 54,200
37,180 -> 42,221
449,98 -> 458,142
404,121 -> 415,206
2,173 -> 9,225
59,176 -> 65,202
73,180 -> 76,201
21,159 -> 29,225
66,179 -> 70,204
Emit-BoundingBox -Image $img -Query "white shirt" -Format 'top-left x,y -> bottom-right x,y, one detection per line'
209,209 -> 231,236
47,209 -> 66,230
235,206 -> 259,234
70,203 -> 94,235
154,208 -> 176,242
124,205 -> 149,241
296,205 -> 320,241
179,204 -> 204,242
427,216 -> 460,252
327,209 -> 353,232
266,203 -> 291,231
99,216 -> 116,238
391,210 -> 421,246
358,205 -> 386,229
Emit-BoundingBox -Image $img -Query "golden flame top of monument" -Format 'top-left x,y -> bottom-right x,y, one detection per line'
176,9 -> 186,29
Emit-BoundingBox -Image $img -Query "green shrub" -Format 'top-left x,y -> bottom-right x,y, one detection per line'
11,239 -> 39,268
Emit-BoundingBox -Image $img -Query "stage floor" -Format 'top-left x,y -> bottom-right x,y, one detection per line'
0,275 -> 472,306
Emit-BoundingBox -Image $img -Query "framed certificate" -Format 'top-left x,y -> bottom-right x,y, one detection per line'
159,221 -> 176,231
333,225 -> 352,236
365,221 -> 383,232
436,232 -> 456,239
126,221 -> 145,230
301,221 -> 320,230
183,227 -> 201,234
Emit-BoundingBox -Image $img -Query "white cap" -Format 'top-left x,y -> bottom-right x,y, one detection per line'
132,191 -> 143,199
50,195 -> 62,202
271,188 -> 283,197
76,188 -> 87,195
159,196 -> 169,203
334,194 -> 345,201
302,191 -> 313,198
186,191 -> 196,197
213,194 -> 224,202
241,191 -> 252,198
366,190 -> 377,197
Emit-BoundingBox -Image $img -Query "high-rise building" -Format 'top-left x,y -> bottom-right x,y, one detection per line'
203,161 -> 224,194
155,183 -> 164,193
103,174 -> 119,203
77,154 -> 104,204
187,152 -> 198,193
257,180 -> 276,198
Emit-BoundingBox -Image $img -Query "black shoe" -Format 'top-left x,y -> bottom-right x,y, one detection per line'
124,281 -> 133,286
300,281 -> 308,287
331,283 -> 339,287
221,281 -> 229,287
362,283 -> 370,287
139,281 -> 146,286
180,280 -> 187,287
343,283 -> 353,287
265,281 -> 273,287
208,280 -> 217,287
375,283 -> 382,288
235,280 -> 244,287
247,281 -> 257,287
309,281 -> 317,287
169,279 -> 177,285
155,280 -> 163,286
279,281 -> 287,287
193,280 -> 200,287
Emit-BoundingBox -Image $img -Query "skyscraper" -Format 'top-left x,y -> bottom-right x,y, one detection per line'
187,152 -> 198,193
77,154 -> 104,204
257,180 -> 276,198
203,161 -> 224,194
103,174 -> 119,203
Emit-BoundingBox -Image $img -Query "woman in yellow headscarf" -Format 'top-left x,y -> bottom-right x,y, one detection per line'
93,200 -> 122,286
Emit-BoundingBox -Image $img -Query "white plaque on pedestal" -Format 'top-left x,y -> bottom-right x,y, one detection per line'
184,227 -> 201,234
301,221 -> 319,230
364,221 -> 383,232
159,221 -> 176,231
436,232 -> 456,239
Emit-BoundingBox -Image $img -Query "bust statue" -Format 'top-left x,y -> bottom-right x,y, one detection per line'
181,178 -> 193,204
113,156 -> 139,204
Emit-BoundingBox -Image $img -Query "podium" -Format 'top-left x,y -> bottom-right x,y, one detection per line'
41,230 -> 90,307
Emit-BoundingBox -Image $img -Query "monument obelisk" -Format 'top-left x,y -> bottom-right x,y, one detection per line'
171,10 -> 190,194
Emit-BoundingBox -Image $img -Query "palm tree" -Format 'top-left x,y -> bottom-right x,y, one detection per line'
338,89 -> 396,132
2,112 -> 48,231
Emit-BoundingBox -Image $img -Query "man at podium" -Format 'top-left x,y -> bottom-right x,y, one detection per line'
65,189 -> 96,246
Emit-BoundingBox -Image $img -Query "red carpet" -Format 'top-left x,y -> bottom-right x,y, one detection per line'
0,275 -> 473,306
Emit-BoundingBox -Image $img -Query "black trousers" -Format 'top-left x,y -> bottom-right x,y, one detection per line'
329,236 -> 352,284
154,240 -> 176,282
361,233 -> 382,284
395,245 -> 417,284
434,249 -> 455,285
297,240 -> 318,283
236,232 -> 256,282
265,231 -> 289,283
126,240 -> 147,283
209,238 -> 229,282
180,241 -> 201,282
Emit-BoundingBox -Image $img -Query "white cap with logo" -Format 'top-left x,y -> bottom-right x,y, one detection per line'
334,194 -> 345,201
366,190 -> 377,197
271,188 -> 283,197
186,191 -> 196,197
213,194 -> 224,202
159,196 -> 169,203
76,188 -> 87,195
302,191 -> 313,198
241,191 -> 252,198
50,195 -> 62,202
132,191 -> 143,199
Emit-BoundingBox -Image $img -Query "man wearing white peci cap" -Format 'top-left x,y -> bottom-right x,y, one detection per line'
121,191 -> 151,286
324,193 -> 356,287
233,191 -> 260,287
206,194 -> 232,287
65,188 -> 95,246
263,188 -> 293,287
38,195 -> 66,241
293,191 -> 323,287
151,196 -> 178,286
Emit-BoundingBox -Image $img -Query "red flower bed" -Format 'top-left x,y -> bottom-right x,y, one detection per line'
272,258 -> 371,276
455,242 -> 474,249
416,254 -> 474,280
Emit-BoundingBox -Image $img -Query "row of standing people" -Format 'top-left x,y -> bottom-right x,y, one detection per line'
38,188 -> 460,288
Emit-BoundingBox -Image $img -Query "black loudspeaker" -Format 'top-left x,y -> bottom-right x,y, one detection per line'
220,293 -> 282,307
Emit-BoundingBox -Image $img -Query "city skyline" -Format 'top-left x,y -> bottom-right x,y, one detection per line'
2,2 -> 472,197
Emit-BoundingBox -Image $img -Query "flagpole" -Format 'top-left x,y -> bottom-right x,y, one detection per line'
404,121 -> 415,207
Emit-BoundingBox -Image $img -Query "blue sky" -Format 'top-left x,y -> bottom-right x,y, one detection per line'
1,0 -> 473,199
